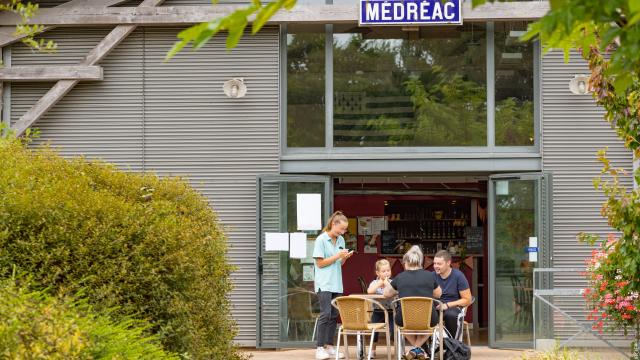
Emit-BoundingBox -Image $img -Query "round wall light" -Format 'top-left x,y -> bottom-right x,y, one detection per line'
223,78 -> 247,98
569,74 -> 591,95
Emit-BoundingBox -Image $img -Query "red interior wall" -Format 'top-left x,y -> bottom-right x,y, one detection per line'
335,194 -> 480,323
335,195 -> 387,294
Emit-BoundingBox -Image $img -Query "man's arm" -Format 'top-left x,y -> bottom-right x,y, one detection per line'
446,288 -> 471,308
433,286 -> 442,299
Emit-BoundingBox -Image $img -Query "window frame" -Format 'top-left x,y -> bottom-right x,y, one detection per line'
281,21 -> 541,156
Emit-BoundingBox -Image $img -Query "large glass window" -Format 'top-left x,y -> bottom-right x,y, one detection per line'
495,22 -> 534,146
287,25 -> 326,147
333,24 -> 487,147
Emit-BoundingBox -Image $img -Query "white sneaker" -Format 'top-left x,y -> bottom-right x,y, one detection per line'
316,347 -> 331,360
325,346 -> 345,359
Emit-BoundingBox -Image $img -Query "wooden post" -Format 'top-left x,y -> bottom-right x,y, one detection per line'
0,65 -> 103,81
11,0 -> 165,136
0,0 -> 133,48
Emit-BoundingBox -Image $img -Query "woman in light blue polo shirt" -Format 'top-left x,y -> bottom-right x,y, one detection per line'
313,211 -> 353,360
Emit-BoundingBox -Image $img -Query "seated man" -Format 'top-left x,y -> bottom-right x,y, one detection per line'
383,245 -> 442,360
432,250 -> 472,338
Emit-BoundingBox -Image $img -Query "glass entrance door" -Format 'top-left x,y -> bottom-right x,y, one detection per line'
256,175 -> 331,348
489,173 -> 551,348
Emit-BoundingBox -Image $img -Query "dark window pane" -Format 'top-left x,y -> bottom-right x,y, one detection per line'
287,26 -> 326,147
495,22 -> 534,146
333,25 -> 486,147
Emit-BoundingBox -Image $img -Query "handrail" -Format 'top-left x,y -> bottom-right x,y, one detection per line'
532,267 -> 631,359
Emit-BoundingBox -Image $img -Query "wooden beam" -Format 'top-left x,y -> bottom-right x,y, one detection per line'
0,0 -> 133,48
0,2 -> 550,26
0,65 -> 103,81
11,0 -> 165,136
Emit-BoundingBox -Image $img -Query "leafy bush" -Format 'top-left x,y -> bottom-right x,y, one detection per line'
582,234 -> 640,333
0,277 -> 178,359
0,137 -> 244,359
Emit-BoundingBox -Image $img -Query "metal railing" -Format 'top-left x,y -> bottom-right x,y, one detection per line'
533,267 -> 631,359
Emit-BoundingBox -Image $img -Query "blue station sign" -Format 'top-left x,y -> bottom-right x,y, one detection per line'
359,0 -> 463,26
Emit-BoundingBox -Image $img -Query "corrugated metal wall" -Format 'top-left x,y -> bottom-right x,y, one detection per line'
541,51 -> 633,342
8,26 -> 280,346
258,182 -> 285,346
10,27 -> 144,170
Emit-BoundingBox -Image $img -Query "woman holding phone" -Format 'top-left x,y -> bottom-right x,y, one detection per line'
313,210 -> 353,360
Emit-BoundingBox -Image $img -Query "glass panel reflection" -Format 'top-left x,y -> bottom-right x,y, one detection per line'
495,22 -> 534,146
333,24 -> 487,147
494,179 -> 536,344
284,182 -> 324,342
287,25 -> 326,147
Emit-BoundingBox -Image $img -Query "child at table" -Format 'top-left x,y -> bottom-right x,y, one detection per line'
367,259 -> 394,358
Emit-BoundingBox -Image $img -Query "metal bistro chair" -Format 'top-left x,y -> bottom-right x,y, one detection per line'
285,288 -> 320,342
332,296 -> 392,360
454,296 -> 475,346
392,297 -> 445,360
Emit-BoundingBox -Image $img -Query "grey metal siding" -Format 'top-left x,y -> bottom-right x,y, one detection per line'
9,26 -> 280,346
258,182 -> 285,346
10,27 -> 144,170
541,51 -> 633,341
142,27 -> 280,345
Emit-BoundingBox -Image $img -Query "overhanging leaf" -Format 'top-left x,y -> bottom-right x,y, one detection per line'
253,2 -> 281,34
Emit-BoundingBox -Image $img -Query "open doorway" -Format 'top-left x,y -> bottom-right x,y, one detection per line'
334,176 -> 489,345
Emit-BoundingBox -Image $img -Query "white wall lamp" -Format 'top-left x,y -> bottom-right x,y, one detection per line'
223,78 -> 247,98
569,74 -> 591,95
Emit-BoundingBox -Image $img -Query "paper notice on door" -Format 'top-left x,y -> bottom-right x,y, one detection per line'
358,216 -> 372,235
528,236 -> 538,262
289,232 -> 307,259
371,216 -> 387,235
296,193 -> 322,231
303,264 -> 314,282
265,232 -> 289,251
496,180 -> 509,195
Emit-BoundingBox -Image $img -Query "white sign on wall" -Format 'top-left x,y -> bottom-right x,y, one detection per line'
297,193 -> 322,231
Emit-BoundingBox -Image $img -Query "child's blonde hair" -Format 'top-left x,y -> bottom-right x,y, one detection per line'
375,258 -> 391,272
323,211 -> 348,232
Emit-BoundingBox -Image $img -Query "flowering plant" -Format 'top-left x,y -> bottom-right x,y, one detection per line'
583,235 -> 640,335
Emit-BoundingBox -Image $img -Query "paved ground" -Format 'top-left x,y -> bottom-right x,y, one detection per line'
243,346 -> 527,359
243,346 -> 629,359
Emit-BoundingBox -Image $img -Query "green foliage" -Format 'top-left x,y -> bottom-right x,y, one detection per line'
166,0 -> 297,59
577,148 -> 640,340
0,136 -> 245,359
0,277 -> 178,359
476,0 -> 640,350
405,75 -> 487,146
0,0 -> 56,53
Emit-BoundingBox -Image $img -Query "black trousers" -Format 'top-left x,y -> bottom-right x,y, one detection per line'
370,308 -> 394,342
316,291 -> 341,347
434,307 -> 462,338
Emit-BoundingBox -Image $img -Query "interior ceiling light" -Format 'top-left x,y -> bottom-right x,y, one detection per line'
500,52 -> 523,64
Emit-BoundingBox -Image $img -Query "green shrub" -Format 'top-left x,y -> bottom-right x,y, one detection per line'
0,277 -> 178,359
0,137 -> 244,359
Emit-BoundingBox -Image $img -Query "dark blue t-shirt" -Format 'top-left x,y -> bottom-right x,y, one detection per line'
436,268 -> 470,303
